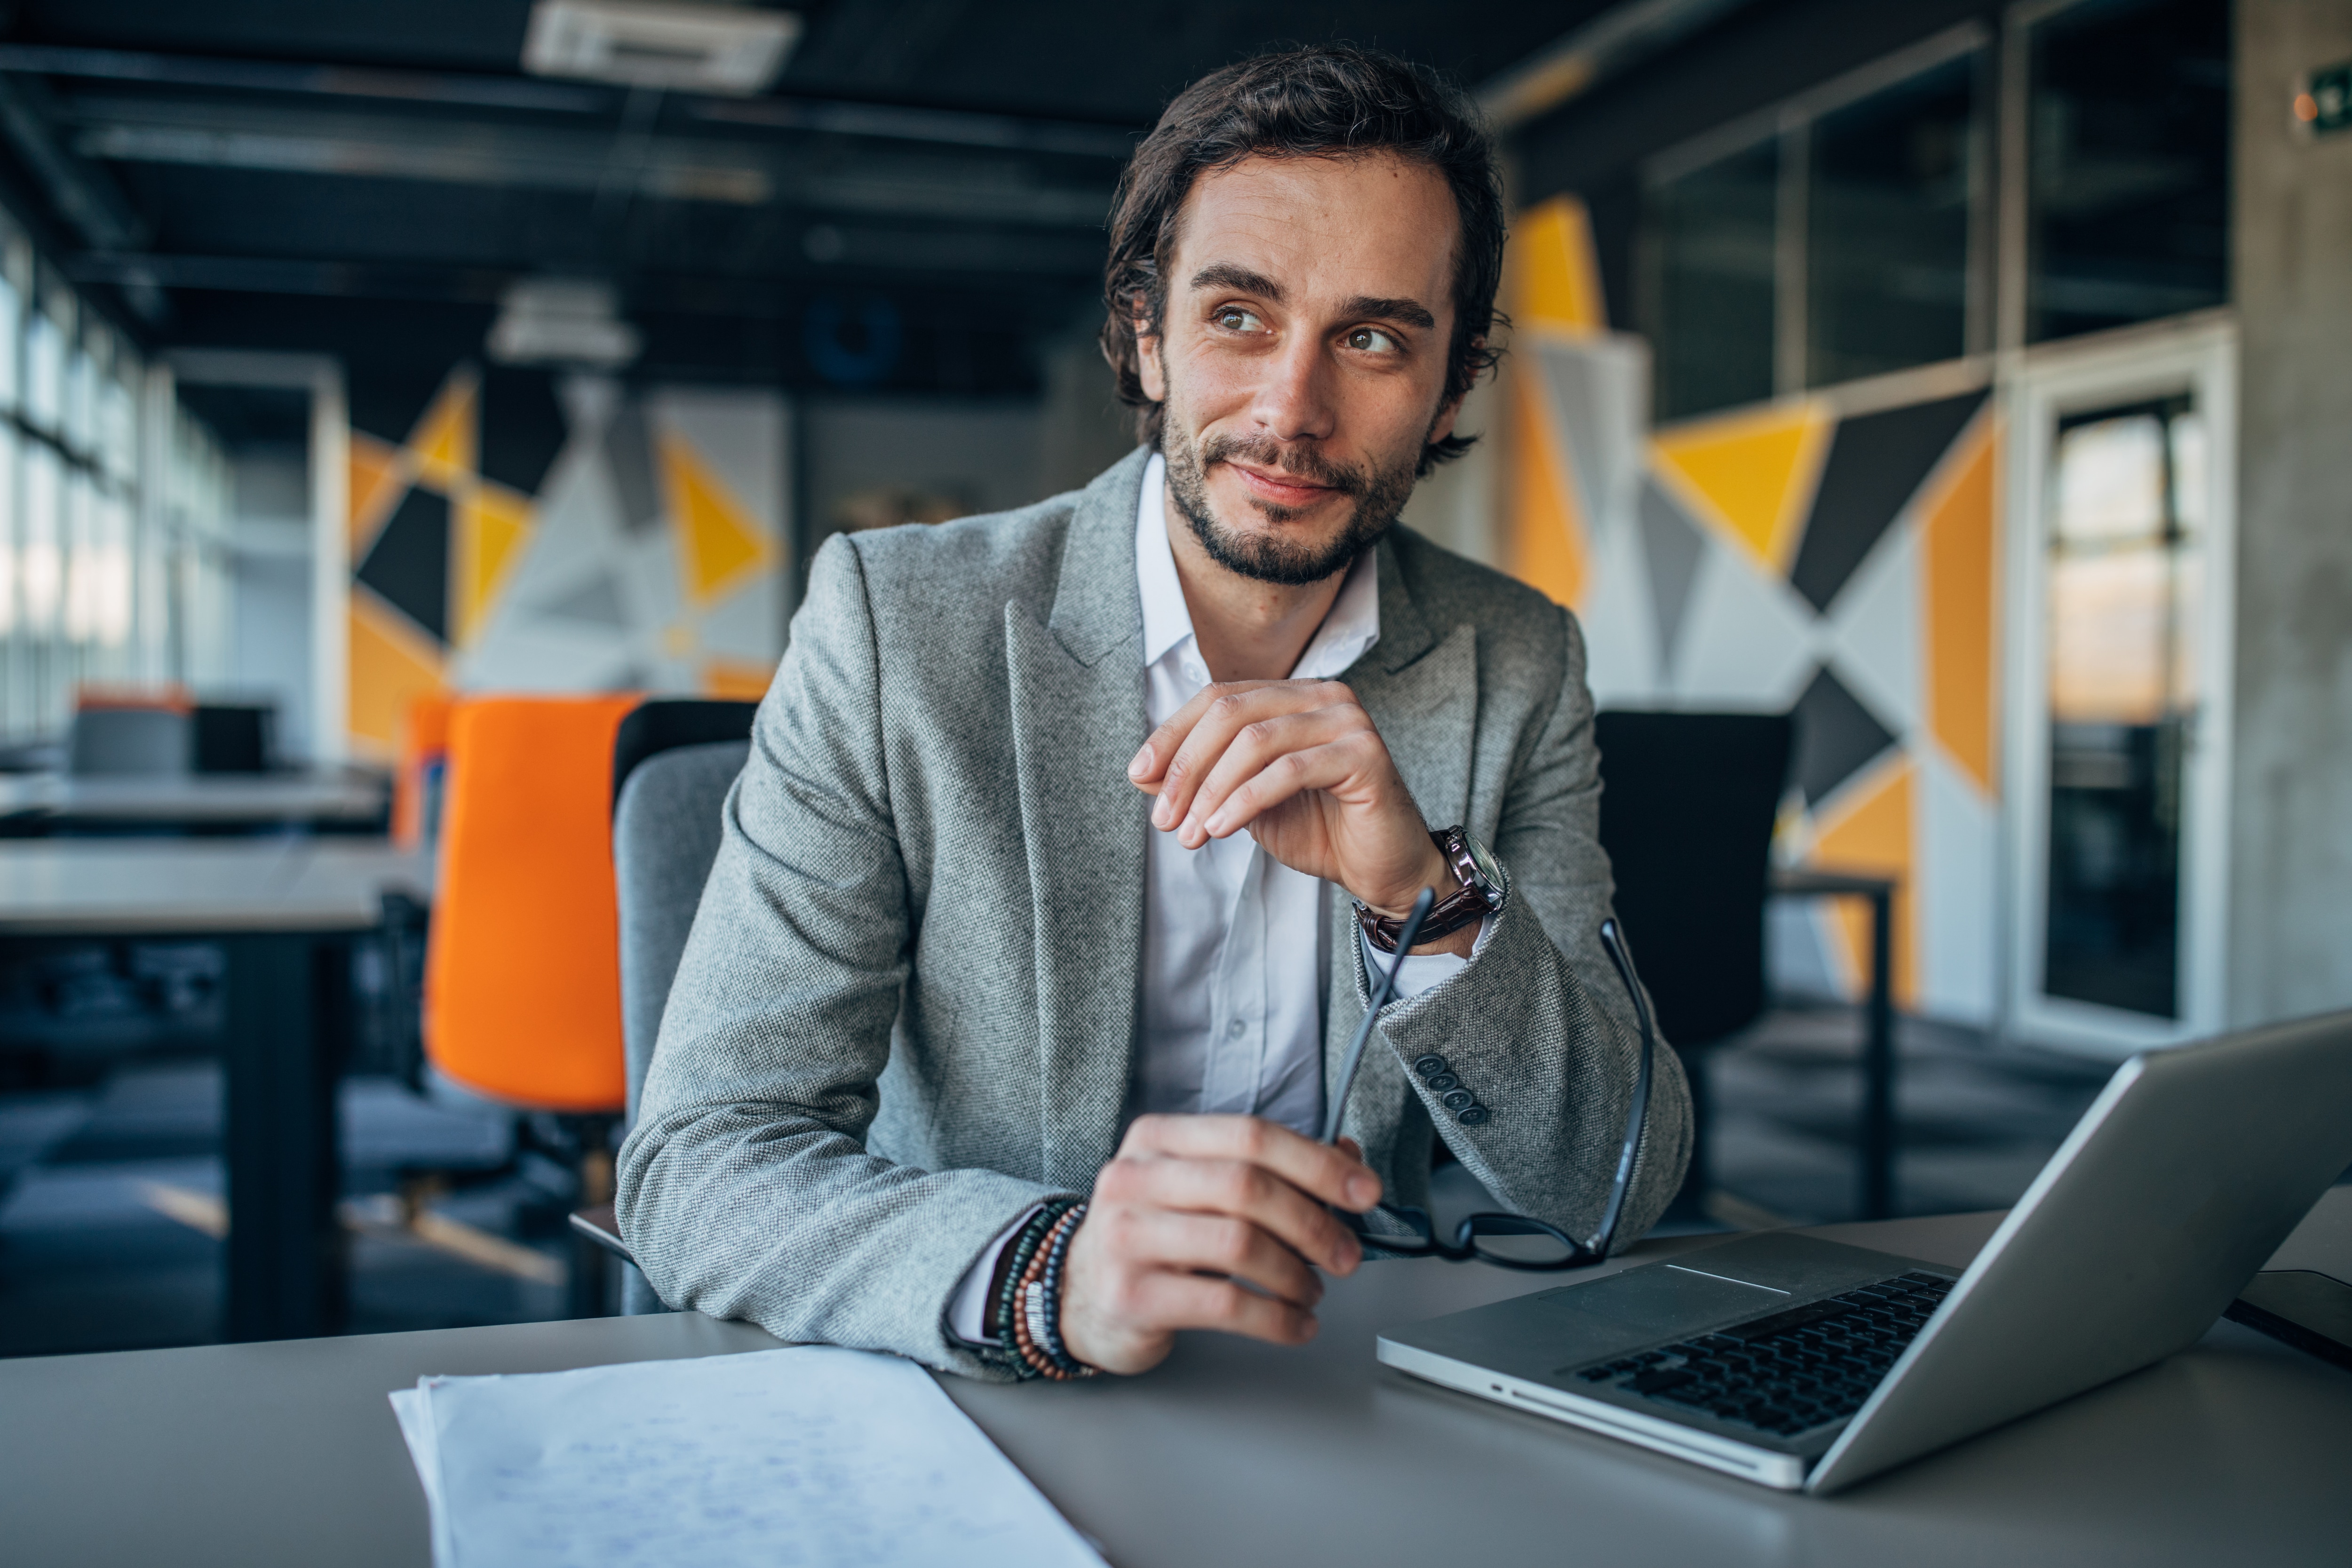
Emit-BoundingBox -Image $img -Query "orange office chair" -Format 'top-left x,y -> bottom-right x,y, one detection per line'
422,692 -> 641,1314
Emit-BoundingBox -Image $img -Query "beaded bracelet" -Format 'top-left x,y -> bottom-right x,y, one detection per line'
993,1200 -> 1077,1377
1013,1202 -> 1096,1380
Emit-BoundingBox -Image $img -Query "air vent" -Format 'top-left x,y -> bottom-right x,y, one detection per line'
523,1 -> 801,96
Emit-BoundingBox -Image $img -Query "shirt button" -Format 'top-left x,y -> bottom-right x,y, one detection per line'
1227,1019 -> 1246,1037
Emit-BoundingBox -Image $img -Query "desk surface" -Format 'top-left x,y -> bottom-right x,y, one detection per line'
0,838 -> 427,933
3,1196 -> 2346,1568
0,771 -> 387,824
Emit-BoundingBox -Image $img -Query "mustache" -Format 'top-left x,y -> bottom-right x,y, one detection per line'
1198,434 -> 1369,499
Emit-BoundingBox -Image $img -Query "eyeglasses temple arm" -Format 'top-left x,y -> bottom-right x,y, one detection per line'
1589,917 -> 1659,1257
1319,887 -> 1437,1147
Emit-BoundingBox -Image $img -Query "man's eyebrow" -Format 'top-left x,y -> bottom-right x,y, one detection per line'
1341,295 -> 1438,331
1188,263 -> 1284,302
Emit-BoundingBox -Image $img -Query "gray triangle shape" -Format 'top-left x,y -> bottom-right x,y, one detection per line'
1638,477 -> 1707,676
1537,343 -> 1641,538
536,570 -> 628,629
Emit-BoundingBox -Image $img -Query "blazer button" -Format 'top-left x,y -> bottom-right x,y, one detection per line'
1412,1054 -> 1448,1079
1425,1072 -> 1460,1092
1457,1105 -> 1491,1125
1441,1090 -> 1474,1112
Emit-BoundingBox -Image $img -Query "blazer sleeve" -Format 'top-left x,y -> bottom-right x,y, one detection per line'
1357,605 -> 1693,1249
614,533 -> 1065,1379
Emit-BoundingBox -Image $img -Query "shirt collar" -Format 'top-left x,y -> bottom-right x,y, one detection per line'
1134,450 -> 1380,679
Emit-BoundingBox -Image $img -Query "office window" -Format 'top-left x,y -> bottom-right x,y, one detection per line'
24,307 -> 61,433
0,428 -> 15,637
22,439 -> 60,636
1807,56 -> 1977,388
102,369 -> 138,482
0,273 -> 18,416
2027,0 -> 2229,343
64,466 -> 95,644
1647,138 -> 1780,422
64,342 -> 95,457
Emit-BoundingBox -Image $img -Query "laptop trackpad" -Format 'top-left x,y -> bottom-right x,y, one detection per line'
1543,1263 -> 1787,1335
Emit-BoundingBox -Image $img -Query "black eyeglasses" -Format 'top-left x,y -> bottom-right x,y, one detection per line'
1318,887 -> 1658,1272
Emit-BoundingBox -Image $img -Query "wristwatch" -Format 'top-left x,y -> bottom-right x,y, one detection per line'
1355,826 -> 1508,954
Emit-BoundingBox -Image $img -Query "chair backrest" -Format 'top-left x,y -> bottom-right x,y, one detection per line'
424,693 -> 640,1112
1594,710 -> 1793,1050
611,699 -> 759,1121
191,705 -> 275,773
69,705 -> 191,777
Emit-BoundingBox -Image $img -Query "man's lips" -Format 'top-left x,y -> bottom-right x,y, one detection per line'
1224,461 -> 1343,508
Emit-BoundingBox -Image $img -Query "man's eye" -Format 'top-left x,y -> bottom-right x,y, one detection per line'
1213,307 -> 1264,333
1346,327 -> 1400,354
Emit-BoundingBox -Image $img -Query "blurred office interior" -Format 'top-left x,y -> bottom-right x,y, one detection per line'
0,0 -> 2345,1356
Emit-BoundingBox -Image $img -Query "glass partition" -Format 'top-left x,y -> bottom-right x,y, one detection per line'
2041,397 -> 2204,1017
1646,138 -> 1780,421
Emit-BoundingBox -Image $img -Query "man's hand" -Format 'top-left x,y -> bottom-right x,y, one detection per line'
1128,679 -> 1454,919
1059,1115 -> 1380,1375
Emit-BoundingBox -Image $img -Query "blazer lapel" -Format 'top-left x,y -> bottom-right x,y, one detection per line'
1005,450 -> 1151,1186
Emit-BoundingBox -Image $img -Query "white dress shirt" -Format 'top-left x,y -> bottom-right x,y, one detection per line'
948,452 -> 1481,1342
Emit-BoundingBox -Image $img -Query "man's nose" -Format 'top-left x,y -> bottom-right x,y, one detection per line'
1249,332 -> 1337,445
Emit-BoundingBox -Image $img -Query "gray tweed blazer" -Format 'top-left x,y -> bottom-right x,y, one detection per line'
616,446 -> 1692,1379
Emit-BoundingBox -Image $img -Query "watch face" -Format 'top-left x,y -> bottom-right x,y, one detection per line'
1464,832 -> 1507,907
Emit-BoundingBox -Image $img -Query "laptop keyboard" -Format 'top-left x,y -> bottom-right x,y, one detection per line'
1567,1271 -> 1955,1438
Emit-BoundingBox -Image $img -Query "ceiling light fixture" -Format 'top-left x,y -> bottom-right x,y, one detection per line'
487,278 -> 642,369
522,0 -> 801,96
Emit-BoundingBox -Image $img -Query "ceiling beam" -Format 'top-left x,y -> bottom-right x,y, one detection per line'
0,42 -> 1140,158
64,96 -> 1118,223
1476,0 -> 1766,132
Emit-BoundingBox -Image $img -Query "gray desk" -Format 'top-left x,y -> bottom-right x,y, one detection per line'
0,839 -> 428,1342
3,1194 -> 2346,1568
0,771 -> 389,833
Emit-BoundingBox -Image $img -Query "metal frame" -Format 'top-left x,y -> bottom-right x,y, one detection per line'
1998,310 -> 2237,1057
1640,23 -> 1993,415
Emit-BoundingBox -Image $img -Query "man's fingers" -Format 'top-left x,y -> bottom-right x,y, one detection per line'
1190,739 -> 1369,845
1097,1205 -> 1325,1306
1124,1268 -> 1319,1346
1097,1154 -> 1361,1275
1176,711 -> 1359,844
1120,1114 -> 1383,1212
1132,681 -> 1355,831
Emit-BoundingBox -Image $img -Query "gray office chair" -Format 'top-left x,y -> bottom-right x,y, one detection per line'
583,698 -> 760,1313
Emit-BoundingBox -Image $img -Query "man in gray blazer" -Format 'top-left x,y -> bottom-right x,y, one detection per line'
618,44 -> 1691,1381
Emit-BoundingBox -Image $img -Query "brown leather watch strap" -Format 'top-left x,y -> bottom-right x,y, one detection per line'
1356,827 -> 1499,954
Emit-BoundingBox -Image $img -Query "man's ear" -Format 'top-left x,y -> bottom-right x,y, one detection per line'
1135,304 -> 1167,404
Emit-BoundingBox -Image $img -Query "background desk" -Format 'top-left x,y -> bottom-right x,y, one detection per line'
0,839 -> 427,1341
0,772 -> 389,835
2,1194 -> 2345,1567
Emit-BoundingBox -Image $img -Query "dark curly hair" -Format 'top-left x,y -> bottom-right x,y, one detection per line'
1099,44 -> 1508,475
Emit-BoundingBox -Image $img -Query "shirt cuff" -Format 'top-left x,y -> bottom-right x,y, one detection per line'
1360,914 -> 1494,1001
948,1205 -> 1042,1346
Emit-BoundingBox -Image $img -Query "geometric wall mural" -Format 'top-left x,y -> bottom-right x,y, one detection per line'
345,364 -> 788,761
1500,198 -> 2002,1023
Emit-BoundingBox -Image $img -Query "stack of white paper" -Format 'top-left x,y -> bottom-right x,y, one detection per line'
389,1345 -> 1106,1568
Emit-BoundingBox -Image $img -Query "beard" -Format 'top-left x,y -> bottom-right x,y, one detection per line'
1160,404 -> 1425,588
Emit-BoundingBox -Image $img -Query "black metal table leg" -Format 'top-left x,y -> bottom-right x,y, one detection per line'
222,932 -> 351,1341
1859,888 -> 1895,1221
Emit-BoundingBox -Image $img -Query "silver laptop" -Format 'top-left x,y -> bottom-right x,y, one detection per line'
1377,1010 -> 2352,1494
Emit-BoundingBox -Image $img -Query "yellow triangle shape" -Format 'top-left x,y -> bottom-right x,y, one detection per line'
349,432 -> 407,556
1509,196 -> 1606,334
660,431 -> 771,606
348,593 -> 447,762
407,368 -> 478,491
1503,370 -> 1588,609
1652,400 -> 1833,576
452,484 -> 534,648
1805,756 -> 1917,1008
